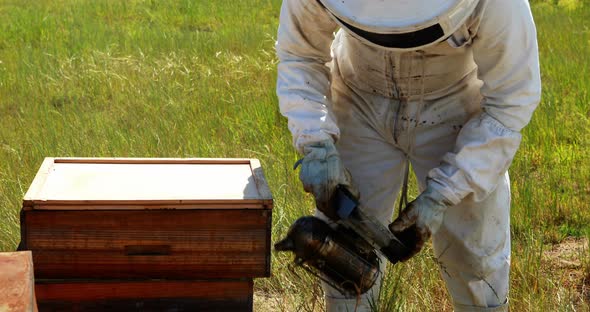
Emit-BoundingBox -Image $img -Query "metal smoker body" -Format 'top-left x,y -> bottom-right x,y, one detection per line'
275,187 -> 410,296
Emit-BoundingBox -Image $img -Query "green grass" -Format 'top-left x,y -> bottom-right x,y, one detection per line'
1,0 -> 588,311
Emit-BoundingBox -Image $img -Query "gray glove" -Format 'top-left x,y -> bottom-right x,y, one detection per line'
297,139 -> 353,220
389,185 -> 452,261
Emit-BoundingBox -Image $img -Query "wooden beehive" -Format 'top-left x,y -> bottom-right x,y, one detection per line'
18,157 -> 272,311
0,251 -> 38,312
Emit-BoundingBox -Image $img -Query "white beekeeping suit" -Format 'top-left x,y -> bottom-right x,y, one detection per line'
276,0 -> 541,311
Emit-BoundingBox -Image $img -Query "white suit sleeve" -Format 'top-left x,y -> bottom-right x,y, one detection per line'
276,0 -> 339,154
428,0 -> 542,204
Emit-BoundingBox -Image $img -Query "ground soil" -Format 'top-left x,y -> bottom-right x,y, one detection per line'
542,236 -> 589,306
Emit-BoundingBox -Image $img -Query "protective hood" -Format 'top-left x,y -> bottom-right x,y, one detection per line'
318,0 -> 479,50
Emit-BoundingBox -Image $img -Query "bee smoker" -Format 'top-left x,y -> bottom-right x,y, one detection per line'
274,216 -> 380,295
274,186 -> 410,296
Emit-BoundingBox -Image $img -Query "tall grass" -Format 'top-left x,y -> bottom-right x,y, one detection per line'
0,0 -> 588,310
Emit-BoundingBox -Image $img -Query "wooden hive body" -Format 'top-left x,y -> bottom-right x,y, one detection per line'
34,280 -> 253,312
19,157 -> 272,311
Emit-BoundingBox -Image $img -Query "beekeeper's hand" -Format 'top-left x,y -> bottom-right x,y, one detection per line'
296,139 -> 354,220
389,184 -> 452,261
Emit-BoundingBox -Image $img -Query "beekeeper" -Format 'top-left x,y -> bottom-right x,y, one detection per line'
276,0 -> 541,310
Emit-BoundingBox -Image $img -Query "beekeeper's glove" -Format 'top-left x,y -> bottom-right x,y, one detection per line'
297,139 -> 354,220
389,184 -> 452,261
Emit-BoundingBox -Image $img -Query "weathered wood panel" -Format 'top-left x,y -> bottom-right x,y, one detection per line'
21,209 -> 271,279
35,280 -> 253,312
0,251 -> 38,312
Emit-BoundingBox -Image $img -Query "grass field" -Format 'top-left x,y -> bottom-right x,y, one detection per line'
1,0 -> 588,311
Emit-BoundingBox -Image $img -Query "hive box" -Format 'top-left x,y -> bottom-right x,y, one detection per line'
0,251 -> 38,312
20,157 -> 272,311
19,158 -> 273,280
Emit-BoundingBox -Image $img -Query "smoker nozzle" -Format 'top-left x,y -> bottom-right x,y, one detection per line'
274,236 -> 294,252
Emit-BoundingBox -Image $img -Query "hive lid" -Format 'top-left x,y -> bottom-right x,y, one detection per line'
23,158 -> 273,210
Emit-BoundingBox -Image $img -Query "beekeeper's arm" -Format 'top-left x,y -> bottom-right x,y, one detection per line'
427,0 -> 542,204
392,0 -> 541,255
276,0 -> 349,217
276,0 -> 339,152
